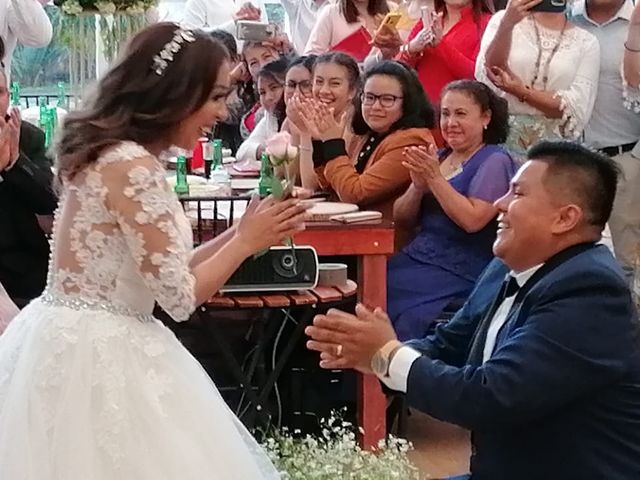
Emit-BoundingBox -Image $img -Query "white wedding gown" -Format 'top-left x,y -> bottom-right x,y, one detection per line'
0,142 -> 280,479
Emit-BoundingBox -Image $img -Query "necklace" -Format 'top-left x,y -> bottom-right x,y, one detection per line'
442,143 -> 485,178
530,16 -> 568,90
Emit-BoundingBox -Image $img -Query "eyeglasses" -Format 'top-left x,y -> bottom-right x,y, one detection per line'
360,92 -> 403,108
285,80 -> 312,94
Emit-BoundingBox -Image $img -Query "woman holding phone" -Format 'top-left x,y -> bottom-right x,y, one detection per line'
476,0 -> 600,156
304,0 -> 390,55
396,0 -> 493,106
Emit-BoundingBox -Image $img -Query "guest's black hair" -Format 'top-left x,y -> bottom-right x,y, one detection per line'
257,57 -> 289,129
0,36 -> 5,68
527,141 -> 620,228
340,0 -> 389,23
208,29 -> 238,60
442,80 -> 510,144
352,60 -> 435,136
287,54 -> 317,74
313,52 -> 361,91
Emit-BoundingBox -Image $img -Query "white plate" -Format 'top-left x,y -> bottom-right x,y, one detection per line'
308,202 -> 358,221
231,178 -> 259,190
165,174 -> 208,186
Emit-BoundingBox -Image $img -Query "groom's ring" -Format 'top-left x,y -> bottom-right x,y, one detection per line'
335,344 -> 343,357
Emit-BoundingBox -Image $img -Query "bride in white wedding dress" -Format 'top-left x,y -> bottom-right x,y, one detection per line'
0,23 -> 307,479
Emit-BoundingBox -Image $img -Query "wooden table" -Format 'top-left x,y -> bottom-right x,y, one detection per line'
294,219 -> 395,449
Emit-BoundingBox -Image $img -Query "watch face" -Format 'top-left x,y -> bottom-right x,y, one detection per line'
371,353 -> 388,377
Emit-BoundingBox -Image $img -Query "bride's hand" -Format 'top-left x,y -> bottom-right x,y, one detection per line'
235,195 -> 308,253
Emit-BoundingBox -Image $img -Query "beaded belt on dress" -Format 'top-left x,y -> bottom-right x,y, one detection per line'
40,292 -> 156,323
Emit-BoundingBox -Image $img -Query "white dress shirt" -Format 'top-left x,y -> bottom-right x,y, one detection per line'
0,0 -> 53,81
280,0 -> 327,53
235,110 -> 279,163
182,0 -> 286,37
379,264 -> 543,392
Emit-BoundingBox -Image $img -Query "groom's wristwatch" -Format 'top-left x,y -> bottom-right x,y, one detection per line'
371,340 -> 403,378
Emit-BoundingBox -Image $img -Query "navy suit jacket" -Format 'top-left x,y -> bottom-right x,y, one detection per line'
405,244 -> 640,479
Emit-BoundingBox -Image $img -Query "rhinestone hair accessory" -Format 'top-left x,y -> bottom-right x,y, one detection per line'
152,28 -> 196,76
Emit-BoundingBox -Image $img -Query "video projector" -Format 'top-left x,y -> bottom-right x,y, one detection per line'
220,246 -> 319,293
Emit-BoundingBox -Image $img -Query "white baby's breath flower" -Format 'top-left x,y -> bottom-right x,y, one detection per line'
262,410 -> 422,479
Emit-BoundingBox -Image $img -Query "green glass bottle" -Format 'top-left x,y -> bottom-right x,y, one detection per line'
258,152 -> 273,197
47,105 -> 58,132
56,82 -> 67,109
174,155 -> 190,195
38,97 -> 48,129
9,82 -> 20,107
43,110 -> 54,148
212,139 -> 223,169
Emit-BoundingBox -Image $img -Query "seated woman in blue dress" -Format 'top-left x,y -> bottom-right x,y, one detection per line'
389,80 -> 515,340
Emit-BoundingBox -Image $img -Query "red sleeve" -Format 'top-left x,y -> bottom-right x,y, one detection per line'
432,14 -> 491,80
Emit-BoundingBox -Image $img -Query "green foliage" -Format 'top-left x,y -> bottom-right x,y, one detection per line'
11,6 -> 69,91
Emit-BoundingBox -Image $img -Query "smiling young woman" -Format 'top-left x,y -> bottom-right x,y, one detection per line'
301,60 -> 436,222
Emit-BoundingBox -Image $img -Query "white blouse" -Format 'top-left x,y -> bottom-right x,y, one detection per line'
475,11 -> 601,138
236,111 -> 280,163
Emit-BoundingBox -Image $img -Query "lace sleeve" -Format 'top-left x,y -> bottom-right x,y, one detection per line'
553,33 -> 601,139
102,154 -> 197,322
474,11 -> 503,92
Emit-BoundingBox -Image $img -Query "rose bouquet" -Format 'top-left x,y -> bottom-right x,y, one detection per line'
264,131 -> 299,200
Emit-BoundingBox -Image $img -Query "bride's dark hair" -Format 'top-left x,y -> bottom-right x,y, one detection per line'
56,22 -> 229,184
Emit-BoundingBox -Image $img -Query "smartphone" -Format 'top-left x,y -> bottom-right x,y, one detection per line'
375,12 -> 402,36
236,21 -> 278,42
530,0 -> 566,13
420,5 -> 434,29
263,2 -> 286,31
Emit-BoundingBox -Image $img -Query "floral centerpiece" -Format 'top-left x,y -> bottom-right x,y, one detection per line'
262,413 -> 423,480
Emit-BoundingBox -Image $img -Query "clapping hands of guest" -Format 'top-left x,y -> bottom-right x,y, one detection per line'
0,131 -> 11,172
285,94 -> 308,136
0,109 -> 21,171
402,144 -> 443,192
298,101 -> 348,142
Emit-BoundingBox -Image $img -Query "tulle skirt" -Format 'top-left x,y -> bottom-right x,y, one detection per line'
0,298 -> 280,479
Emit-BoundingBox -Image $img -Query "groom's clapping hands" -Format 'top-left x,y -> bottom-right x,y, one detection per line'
305,304 -> 397,374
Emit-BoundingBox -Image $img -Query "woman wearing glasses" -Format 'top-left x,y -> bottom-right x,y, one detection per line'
389,80 -> 515,340
296,60 -> 435,222
287,52 -> 362,191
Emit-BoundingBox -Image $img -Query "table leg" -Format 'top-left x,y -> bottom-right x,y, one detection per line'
358,254 -> 388,449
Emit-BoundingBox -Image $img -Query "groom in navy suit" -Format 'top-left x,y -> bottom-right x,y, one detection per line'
305,141 -> 640,479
